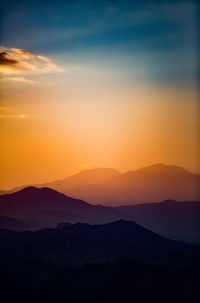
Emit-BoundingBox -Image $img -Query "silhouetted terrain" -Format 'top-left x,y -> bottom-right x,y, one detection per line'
116,200 -> 200,244
43,164 -> 200,205
1,259 -> 199,303
1,164 -> 200,205
0,221 -> 199,303
0,187 -> 123,230
0,220 -> 199,268
0,187 -> 199,244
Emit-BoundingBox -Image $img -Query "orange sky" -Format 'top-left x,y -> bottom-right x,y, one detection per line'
0,0 -> 199,189
0,68 -> 199,189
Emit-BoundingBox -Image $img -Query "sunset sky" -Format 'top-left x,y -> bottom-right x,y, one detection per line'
0,0 -> 199,189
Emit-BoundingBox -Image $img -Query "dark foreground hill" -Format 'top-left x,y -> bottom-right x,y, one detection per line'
1,259 -> 199,303
0,220 -> 199,268
0,220 -> 200,303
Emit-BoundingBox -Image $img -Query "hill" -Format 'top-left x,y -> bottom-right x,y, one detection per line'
0,220 -> 199,303
1,164 -> 199,205
40,164 -> 200,205
0,220 -> 198,268
116,200 -> 200,244
0,187 -> 124,230
0,187 -> 199,244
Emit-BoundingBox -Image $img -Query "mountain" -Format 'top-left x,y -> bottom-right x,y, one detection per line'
1,258 -> 200,303
40,164 -> 200,205
0,186 -> 199,244
108,164 -> 200,203
1,164 -> 199,205
0,216 -> 24,231
0,187 -> 124,230
0,220 -> 198,269
116,200 -> 200,244
44,167 -> 120,191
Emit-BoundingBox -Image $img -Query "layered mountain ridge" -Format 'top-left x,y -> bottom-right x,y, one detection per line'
0,186 -> 199,243
1,164 -> 199,205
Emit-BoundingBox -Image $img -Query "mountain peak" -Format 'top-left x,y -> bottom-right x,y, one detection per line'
17,186 -> 62,195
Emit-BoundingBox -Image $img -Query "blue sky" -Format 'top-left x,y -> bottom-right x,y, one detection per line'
1,0 -> 199,86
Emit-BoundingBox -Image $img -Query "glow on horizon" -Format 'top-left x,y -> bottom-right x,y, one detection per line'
0,0 -> 199,189
0,73 -> 199,189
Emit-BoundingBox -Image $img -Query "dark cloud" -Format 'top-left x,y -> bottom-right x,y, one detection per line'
0,52 -> 18,66
0,46 -> 62,75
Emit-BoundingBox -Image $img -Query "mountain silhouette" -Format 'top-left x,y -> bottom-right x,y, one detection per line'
1,164 -> 199,205
1,258 -> 199,303
0,187 -> 199,243
0,187 -> 124,230
0,220 -> 198,268
1,221 -> 199,303
55,164 -> 200,205
116,200 -> 200,244
44,167 -> 120,192
36,164 -> 200,205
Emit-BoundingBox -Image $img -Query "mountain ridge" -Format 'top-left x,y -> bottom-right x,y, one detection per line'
0,219 -> 198,269
0,186 -> 199,243
0,186 -> 125,230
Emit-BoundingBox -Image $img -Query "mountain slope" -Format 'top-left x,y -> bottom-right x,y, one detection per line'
1,258 -> 200,303
43,167 -> 120,192
116,200 -> 200,244
0,186 -> 199,244
57,164 -> 200,205
0,220 -> 198,268
0,187 -> 125,230
1,164 -> 199,205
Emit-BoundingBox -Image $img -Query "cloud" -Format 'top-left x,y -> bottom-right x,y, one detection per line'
0,52 -> 18,66
0,76 -> 35,83
0,46 -> 62,78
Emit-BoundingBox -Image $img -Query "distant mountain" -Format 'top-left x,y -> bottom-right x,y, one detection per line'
40,164 -> 200,205
44,167 -> 120,192
1,164 -> 199,205
116,200 -> 200,244
0,220 -> 198,269
0,187 -> 124,230
57,164 -> 200,205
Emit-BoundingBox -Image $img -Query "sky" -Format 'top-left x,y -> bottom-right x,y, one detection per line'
0,0 -> 199,189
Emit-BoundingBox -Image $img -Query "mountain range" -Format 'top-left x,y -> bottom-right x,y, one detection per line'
116,200 -> 200,244
1,164 -> 200,206
1,220 -> 199,303
0,187 -> 122,230
0,183 -> 199,302
0,186 -> 199,243
0,220 -> 199,268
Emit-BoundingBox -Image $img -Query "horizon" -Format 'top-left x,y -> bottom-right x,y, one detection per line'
0,162 -> 199,191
